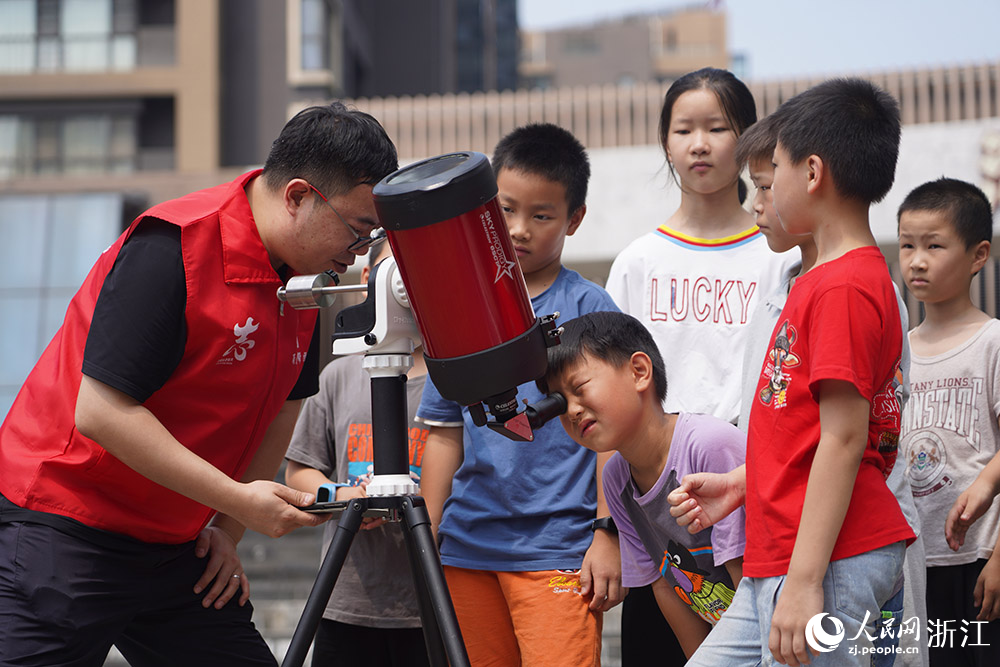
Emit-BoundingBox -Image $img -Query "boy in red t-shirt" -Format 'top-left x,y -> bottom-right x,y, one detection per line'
669,78 -> 916,666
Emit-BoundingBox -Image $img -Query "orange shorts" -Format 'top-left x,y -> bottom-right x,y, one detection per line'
443,565 -> 602,667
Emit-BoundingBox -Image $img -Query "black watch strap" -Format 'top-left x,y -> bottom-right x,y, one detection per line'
591,516 -> 618,536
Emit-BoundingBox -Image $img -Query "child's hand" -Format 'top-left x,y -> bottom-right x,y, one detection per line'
336,481 -> 386,530
580,528 -> 624,611
667,468 -> 746,534
769,578 -> 823,666
974,555 -> 1000,621
945,478 -> 998,551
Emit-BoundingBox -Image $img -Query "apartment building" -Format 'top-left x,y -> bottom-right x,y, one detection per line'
519,5 -> 729,89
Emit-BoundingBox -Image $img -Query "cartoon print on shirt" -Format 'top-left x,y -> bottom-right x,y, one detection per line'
874,364 -> 903,423
872,361 -> 903,476
904,430 -> 952,497
759,320 -> 800,408
345,422 -> 429,485
660,540 -> 736,624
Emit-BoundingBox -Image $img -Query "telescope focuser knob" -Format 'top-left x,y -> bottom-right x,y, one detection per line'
539,312 -> 562,347
276,271 -> 340,309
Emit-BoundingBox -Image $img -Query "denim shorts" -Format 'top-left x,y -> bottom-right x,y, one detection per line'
687,541 -> 906,667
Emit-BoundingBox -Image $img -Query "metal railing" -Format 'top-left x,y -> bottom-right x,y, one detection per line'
0,34 -> 136,73
320,62 -> 1000,159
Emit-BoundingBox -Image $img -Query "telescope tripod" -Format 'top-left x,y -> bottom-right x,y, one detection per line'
280,357 -> 470,667
275,253 -> 559,667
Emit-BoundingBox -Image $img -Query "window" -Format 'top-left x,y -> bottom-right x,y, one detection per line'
520,32 -> 546,66
562,34 -> 599,55
0,111 -> 137,178
664,27 -> 677,52
62,0 -> 111,70
0,117 -> 19,179
300,0 -> 329,71
0,193 -> 125,420
35,118 -> 59,175
0,0 -> 36,72
0,0 -> 137,73
63,116 -> 111,173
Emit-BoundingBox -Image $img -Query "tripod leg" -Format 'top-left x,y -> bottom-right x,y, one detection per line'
400,497 -> 471,667
401,505 -> 448,667
281,501 -> 365,667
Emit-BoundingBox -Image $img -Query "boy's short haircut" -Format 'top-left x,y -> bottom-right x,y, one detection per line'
734,113 -> 781,169
897,177 -> 994,248
491,123 -> 590,215
773,78 -> 900,204
538,311 -> 668,402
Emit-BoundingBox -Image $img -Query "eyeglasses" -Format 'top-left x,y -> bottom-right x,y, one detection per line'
307,183 -> 386,252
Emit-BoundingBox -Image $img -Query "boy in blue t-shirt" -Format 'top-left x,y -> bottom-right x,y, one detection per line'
417,123 -> 620,666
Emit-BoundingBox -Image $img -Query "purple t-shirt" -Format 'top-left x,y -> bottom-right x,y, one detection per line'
604,412 -> 746,624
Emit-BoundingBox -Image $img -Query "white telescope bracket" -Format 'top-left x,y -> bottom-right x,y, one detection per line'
277,257 -> 422,497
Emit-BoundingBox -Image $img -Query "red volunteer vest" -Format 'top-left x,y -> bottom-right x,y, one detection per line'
0,170 -> 317,543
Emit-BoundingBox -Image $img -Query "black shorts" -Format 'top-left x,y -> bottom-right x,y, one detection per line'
0,517 -> 276,667
926,560 -> 1000,667
312,618 -> 429,667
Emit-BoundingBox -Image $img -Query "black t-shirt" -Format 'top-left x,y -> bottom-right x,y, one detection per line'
82,219 -> 319,402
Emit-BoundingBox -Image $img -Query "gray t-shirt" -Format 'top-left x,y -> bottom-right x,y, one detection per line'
604,413 -> 746,625
285,354 -> 429,628
902,318 -> 1000,566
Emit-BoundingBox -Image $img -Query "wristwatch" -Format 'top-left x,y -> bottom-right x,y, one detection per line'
591,516 -> 618,536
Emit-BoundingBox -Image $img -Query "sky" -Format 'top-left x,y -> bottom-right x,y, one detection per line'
517,0 -> 1000,81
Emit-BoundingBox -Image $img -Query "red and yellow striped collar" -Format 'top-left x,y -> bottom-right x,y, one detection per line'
654,224 -> 762,250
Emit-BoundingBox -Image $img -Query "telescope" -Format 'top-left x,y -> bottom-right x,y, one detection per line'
278,151 -> 567,441
277,152 -> 568,667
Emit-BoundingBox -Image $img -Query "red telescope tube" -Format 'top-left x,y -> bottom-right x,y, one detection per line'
373,152 -> 552,415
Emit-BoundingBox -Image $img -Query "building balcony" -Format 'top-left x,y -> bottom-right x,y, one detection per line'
0,27 -> 175,75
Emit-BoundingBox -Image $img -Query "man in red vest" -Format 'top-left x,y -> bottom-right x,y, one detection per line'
0,103 -> 398,666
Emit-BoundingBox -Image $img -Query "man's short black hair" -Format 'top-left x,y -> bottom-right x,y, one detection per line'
774,78 -> 900,204
898,177 -> 994,248
735,113 -> 781,169
263,102 -> 398,197
537,311 -> 667,403
491,123 -> 590,215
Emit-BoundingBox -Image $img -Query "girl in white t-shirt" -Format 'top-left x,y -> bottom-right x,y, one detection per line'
607,68 -> 792,425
